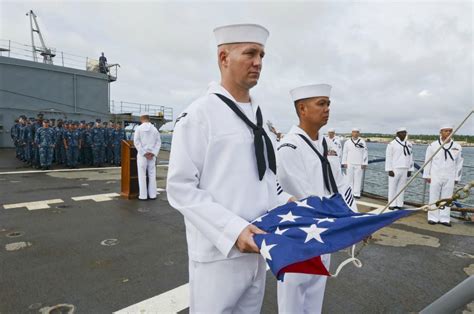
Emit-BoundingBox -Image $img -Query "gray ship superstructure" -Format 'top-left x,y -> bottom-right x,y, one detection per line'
0,10 -> 172,147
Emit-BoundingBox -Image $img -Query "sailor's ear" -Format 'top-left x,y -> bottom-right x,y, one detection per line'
218,44 -> 237,69
218,47 -> 229,69
294,100 -> 306,118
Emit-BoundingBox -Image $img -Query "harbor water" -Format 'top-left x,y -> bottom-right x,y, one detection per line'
160,134 -> 474,207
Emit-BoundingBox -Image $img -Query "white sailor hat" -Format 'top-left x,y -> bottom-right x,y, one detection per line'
327,128 -> 336,133
214,24 -> 269,46
352,128 -> 360,132
290,84 -> 332,102
396,127 -> 407,133
440,125 -> 453,131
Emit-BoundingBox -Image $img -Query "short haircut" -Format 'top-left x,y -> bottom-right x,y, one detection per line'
141,115 -> 150,121
294,99 -> 307,118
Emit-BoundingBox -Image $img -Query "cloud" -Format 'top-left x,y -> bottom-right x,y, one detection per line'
418,90 -> 431,98
1,1 -> 472,134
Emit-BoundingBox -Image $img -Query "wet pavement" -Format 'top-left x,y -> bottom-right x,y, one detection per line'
0,148 -> 473,313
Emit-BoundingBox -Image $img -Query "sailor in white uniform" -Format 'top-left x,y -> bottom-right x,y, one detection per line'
277,84 -> 358,314
342,128 -> 368,198
166,24 -> 292,313
423,125 -> 463,226
385,127 -> 414,209
326,128 -> 343,165
133,114 -> 161,200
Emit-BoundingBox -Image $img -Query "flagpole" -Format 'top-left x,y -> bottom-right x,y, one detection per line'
380,109 -> 473,214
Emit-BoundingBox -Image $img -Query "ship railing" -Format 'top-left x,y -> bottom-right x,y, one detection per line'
0,39 -> 112,77
110,100 -> 173,121
362,154 -> 474,207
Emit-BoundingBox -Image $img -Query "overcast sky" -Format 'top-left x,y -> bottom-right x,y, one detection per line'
1,0 -> 473,134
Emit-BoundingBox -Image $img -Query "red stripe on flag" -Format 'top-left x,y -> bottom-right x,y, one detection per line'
278,256 -> 330,277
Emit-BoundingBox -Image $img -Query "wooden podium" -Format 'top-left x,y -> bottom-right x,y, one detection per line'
121,140 -> 139,199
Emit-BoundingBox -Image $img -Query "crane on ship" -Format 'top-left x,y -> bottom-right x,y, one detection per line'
26,10 -> 56,64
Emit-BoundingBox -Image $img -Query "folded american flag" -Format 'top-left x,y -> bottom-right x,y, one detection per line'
252,194 -> 414,281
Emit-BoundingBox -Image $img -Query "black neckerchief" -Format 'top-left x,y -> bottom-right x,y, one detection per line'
438,138 -> 454,161
298,134 -> 338,194
351,138 -> 364,148
395,138 -> 411,156
215,94 -> 276,180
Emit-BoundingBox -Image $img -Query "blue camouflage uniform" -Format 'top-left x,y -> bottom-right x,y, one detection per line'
24,121 -> 34,164
106,124 -> 115,164
54,122 -> 66,165
27,119 -> 37,165
10,121 -> 20,158
82,123 -> 93,166
91,121 -> 106,166
33,120 -> 44,168
34,122 -> 55,169
112,127 -> 126,165
64,122 -> 81,168
18,121 -> 27,161
78,121 -> 86,164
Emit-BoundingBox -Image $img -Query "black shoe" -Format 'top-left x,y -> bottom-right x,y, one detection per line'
389,207 -> 395,210
148,198 -> 157,200
428,220 -> 437,225
440,222 -> 452,227
354,196 -> 361,199
138,198 -> 148,201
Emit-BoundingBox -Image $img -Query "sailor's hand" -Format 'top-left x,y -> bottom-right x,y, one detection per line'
145,153 -> 154,160
388,171 -> 395,177
425,178 -> 431,184
236,224 -> 266,254
288,196 -> 297,203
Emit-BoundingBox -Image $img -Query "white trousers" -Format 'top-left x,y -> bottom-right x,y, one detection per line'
347,164 -> 363,197
136,154 -> 157,200
277,254 -> 330,314
428,177 -> 455,223
189,254 -> 266,314
388,168 -> 408,208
